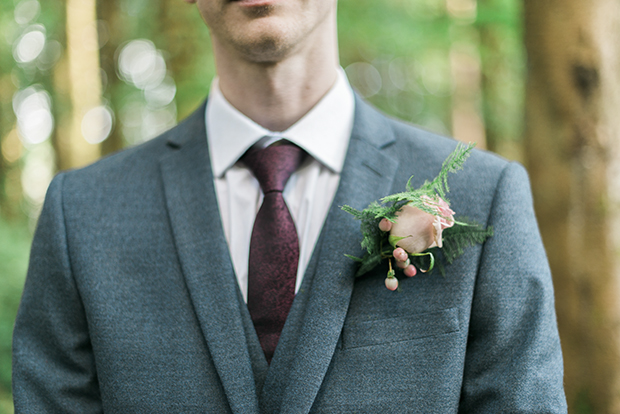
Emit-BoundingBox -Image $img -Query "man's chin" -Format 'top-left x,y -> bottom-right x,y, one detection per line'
208,0 -> 308,63
233,33 -> 295,63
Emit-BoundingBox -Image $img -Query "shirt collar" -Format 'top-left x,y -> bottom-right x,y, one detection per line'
206,68 -> 355,178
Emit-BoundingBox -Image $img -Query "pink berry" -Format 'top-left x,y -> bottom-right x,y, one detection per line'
379,218 -> 392,232
396,258 -> 410,269
404,264 -> 417,277
385,277 -> 399,291
393,247 -> 408,262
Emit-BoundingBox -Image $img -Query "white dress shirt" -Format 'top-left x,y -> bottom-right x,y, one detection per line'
206,69 -> 355,301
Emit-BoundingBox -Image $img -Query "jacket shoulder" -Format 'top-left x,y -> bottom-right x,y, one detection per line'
60,102 -> 206,189
354,97 -> 511,178
391,116 -> 509,174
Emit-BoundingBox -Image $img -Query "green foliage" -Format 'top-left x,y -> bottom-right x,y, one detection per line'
338,0 -> 525,158
383,142 -> 474,207
341,202 -> 398,276
0,215 -> 31,413
573,389 -> 594,414
338,0 -> 455,135
476,0 -> 526,155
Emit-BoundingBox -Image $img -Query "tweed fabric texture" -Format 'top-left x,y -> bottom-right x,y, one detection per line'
243,143 -> 305,363
12,97 -> 567,413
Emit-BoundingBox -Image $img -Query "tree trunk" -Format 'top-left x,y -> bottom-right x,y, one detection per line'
97,0 -> 125,156
524,0 -> 620,412
61,0 -> 102,169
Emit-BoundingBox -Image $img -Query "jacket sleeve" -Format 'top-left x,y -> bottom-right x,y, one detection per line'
12,173 -> 102,414
458,162 -> 567,412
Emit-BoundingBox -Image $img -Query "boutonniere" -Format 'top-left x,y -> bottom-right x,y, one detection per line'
342,143 -> 493,290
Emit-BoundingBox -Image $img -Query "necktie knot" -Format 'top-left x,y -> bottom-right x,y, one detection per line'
242,142 -> 305,194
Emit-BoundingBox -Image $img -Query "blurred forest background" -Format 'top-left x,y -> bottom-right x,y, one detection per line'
0,0 -> 619,412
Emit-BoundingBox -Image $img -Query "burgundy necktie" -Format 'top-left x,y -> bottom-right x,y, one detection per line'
242,142 -> 305,363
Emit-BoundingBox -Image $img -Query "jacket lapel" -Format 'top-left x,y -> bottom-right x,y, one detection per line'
159,104 -> 260,414
274,98 -> 400,414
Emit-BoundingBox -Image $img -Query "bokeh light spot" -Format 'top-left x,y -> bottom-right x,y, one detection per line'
14,0 -> 41,26
446,0 -> 477,21
388,58 -> 409,91
345,62 -> 382,98
13,86 -> 54,145
421,51 -> 453,96
81,105 -> 114,144
36,39 -> 62,71
144,76 -> 177,108
142,105 -> 177,140
21,141 -> 55,208
1,129 -> 23,164
118,39 -> 167,90
13,26 -> 46,63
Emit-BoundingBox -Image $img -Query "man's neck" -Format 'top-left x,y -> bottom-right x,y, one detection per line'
211,20 -> 339,132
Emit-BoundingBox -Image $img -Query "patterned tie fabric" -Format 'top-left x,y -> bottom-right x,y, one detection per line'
242,142 -> 305,363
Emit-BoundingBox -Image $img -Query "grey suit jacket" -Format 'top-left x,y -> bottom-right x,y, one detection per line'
13,97 -> 567,413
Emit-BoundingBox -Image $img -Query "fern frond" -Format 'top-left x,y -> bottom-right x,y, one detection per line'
441,219 -> 494,264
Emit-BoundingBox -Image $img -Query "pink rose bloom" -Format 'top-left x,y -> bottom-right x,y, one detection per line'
389,196 -> 455,254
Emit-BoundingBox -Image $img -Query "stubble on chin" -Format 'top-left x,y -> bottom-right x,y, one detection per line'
236,37 -> 295,63
229,22 -> 297,63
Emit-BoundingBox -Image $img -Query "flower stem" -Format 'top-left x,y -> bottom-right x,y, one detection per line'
410,251 -> 435,273
387,258 -> 395,278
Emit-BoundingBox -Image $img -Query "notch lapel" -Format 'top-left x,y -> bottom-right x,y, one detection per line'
159,105 -> 260,414
273,98 -> 400,413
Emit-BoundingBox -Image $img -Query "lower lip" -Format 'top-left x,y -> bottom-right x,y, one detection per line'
232,0 -> 277,6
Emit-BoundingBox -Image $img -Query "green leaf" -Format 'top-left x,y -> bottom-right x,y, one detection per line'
382,142 -> 475,206
344,254 -> 363,262
388,234 -> 410,248
410,251 -> 435,272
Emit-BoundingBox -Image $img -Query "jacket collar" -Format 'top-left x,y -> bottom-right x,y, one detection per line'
160,103 -> 261,413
